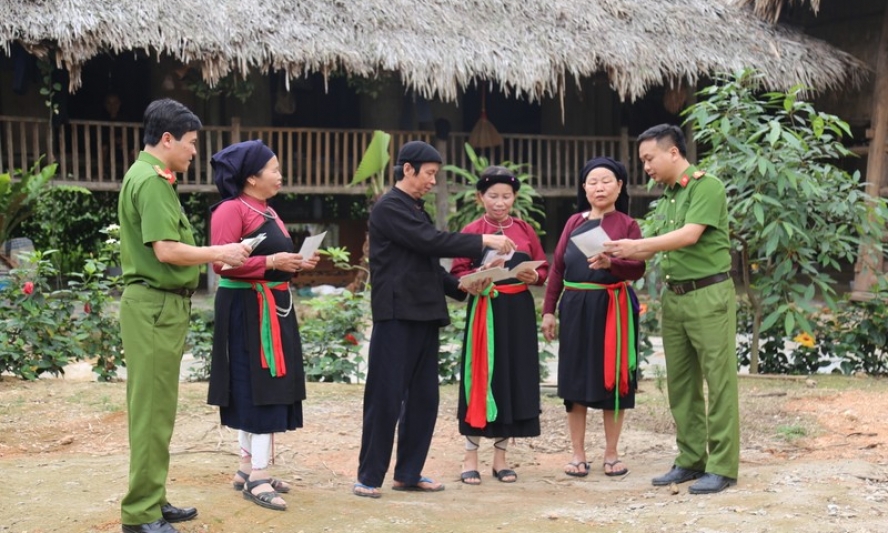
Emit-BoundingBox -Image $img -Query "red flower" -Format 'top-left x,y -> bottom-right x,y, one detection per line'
22,281 -> 34,295
153,165 -> 176,184
344,333 -> 359,345
84,302 -> 92,314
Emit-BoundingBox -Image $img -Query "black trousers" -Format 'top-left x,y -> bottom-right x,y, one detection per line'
357,319 -> 440,488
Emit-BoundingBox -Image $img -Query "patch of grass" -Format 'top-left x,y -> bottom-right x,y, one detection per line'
775,424 -> 807,441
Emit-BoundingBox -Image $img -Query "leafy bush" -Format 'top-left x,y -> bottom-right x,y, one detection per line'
683,68 -> 887,373
19,188 -> 117,276
300,290 -> 368,383
0,249 -> 122,381
185,307 -> 215,382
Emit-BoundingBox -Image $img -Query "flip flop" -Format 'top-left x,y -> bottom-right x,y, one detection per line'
392,476 -> 445,492
603,459 -> 629,477
352,482 -> 382,498
564,461 -> 589,477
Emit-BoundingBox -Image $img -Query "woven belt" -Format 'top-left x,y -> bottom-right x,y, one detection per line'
139,282 -> 195,298
666,272 -> 729,295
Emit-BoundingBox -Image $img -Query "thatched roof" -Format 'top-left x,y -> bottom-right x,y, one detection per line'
738,0 -> 822,23
0,0 -> 863,102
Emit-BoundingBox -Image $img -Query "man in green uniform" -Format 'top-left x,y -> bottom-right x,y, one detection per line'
118,99 -> 251,533
604,124 -> 739,494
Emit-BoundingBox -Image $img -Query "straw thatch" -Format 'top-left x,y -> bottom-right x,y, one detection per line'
738,0 -> 822,23
0,0 -> 863,102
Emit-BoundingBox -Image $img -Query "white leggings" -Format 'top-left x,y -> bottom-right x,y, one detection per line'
238,431 -> 272,470
465,436 -> 509,451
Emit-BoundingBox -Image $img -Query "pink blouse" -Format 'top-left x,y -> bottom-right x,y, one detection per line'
451,216 -> 549,285
210,194 -> 291,279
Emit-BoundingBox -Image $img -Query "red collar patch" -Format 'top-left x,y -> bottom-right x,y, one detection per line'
153,165 -> 176,184
679,174 -> 689,187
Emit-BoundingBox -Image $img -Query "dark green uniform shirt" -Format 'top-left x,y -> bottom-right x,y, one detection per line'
653,164 -> 731,283
118,152 -> 199,290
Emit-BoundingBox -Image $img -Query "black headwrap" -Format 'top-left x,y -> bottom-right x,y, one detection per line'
576,156 -> 630,215
476,166 -> 520,193
211,140 -> 275,203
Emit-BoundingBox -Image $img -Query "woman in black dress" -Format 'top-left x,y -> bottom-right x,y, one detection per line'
541,157 -> 645,478
451,166 -> 548,484
207,140 -> 319,511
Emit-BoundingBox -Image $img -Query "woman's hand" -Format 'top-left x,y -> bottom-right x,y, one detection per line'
587,252 -> 612,270
516,269 -> 539,284
269,252 -> 319,273
459,276 -> 492,296
541,313 -> 557,342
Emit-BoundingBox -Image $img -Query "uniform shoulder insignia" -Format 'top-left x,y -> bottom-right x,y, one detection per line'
692,170 -> 706,179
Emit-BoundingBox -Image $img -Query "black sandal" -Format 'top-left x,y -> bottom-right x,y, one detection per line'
460,470 -> 482,485
492,468 -> 517,483
233,470 -> 291,493
243,478 -> 287,511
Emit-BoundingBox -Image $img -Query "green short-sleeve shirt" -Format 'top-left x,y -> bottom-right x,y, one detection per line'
652,164 -> 732,282
118,152 -> 199,290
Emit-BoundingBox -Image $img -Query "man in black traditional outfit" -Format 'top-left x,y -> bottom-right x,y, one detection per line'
353,141 -> 516,498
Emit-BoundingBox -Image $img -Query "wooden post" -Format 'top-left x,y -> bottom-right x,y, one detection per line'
851,5 -> 888,300
434,138 -> 450,231
684,85 -> 698,163
619,127 -> 629,165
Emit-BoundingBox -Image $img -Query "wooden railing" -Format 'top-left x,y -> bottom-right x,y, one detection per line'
1,116 -> 646,196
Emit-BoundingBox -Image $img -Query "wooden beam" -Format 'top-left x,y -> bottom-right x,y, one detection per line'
852,3 -> 888,301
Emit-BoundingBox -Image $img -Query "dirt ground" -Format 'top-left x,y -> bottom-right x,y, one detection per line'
1,372 -> 887,533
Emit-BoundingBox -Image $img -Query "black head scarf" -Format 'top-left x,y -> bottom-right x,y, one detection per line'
211,140 -> 275,204
576,157 -> 630,215
476,166 -> 520,193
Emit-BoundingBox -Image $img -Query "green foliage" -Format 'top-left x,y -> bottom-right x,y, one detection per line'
351,130 -> 391,203
0,249 -> 123,381
443,143 -> 546,233
20,188 -> 118,275
0,159 -> 58,265
818,280 -> 888,375
683,68 -> 887,373
300,291 -> 368,383
182,193 -> 210,246
186,308 -> 215,382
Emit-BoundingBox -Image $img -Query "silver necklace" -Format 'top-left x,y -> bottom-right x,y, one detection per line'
239,198 -> 277,219
483,214 -> 513,231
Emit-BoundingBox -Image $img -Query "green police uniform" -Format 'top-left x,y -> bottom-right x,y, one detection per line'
118,152 -> 198,525
654,164 -> 740,480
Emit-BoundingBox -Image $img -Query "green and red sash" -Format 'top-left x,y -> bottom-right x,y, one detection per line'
464,282 -> 527,428
219,278 -> 289,377
564,280 -> 637,412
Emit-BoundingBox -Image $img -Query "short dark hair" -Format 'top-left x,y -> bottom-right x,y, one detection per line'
394,161 -> 437,181
142,99 -> 202,146
637,124 -> 687,158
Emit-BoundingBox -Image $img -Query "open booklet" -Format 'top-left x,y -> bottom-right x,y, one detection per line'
459,260 -> 546,285
570,225 -> 611,257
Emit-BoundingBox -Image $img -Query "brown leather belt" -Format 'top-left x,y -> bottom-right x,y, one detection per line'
139,282 -> 195,298
666,272 -> 729,295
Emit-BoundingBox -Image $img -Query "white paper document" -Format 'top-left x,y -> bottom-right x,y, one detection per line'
459,260 -> 546,285
481,248 -> 515,266
570,226 -> 611,257
298,231 -> 327,258
222,233 -> 267,270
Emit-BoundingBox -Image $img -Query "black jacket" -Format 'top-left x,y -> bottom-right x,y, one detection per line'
369,187 -> 482,325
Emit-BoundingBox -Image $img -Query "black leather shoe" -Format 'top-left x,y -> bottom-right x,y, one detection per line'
651,465 -> 704,486
689,473 -> 736,494
160,503 -> 198,523
121,519 -> 179,533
